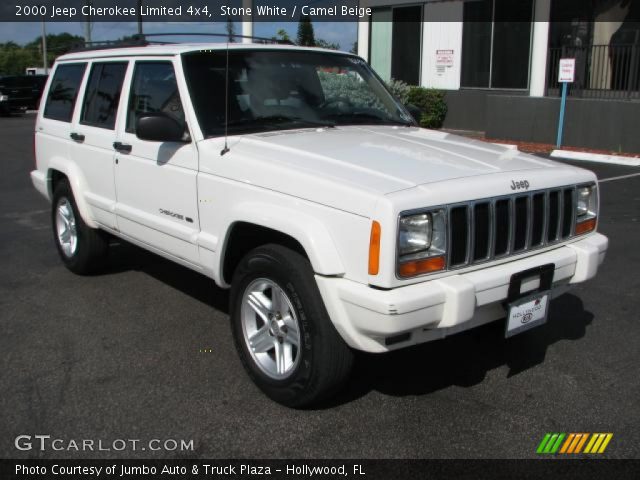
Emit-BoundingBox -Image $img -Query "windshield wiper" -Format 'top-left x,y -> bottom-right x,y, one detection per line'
227,115 -> 335,129
324,111 -> 413,127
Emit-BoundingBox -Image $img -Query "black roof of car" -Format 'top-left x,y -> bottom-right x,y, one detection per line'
0,75 -> 48,88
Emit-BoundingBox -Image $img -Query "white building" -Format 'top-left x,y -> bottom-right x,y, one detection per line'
356,0 -> 638,95
353,0 -> 639,151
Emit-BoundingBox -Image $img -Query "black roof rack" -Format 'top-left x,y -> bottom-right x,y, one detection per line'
69,35 -> 148,52
142,32 -> 294,45
69,33 -> 293,52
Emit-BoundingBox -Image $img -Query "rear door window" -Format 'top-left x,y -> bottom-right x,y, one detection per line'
81,62 -> 128,129
126,62 -> 184,134
43,63 -> 87,122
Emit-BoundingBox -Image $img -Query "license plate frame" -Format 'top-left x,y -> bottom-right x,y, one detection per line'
505,291 -> 550,337
504,263 -> 555,338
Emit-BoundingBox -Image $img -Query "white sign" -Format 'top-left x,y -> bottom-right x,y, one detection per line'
558,58 -> 576,83
436,49 -> 454,67
435,49 -> 454,76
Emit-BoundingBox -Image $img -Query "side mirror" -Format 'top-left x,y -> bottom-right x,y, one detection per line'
404,103 -> 422,124
136,113 -> 187,142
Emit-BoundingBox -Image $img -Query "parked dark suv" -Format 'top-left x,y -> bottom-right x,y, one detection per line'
0,75 -> 48,115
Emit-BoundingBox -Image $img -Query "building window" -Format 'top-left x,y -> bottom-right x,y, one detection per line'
461,0 -> 533,89
369,5 -> 422,85
547,0 -> 640,95
370,9 -> 392,82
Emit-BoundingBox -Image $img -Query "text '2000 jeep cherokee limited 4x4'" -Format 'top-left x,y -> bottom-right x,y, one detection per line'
31,43 -> 608,407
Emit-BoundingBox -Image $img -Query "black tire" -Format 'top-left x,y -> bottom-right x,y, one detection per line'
230,244 -> 353,408
51,179 -> 108,274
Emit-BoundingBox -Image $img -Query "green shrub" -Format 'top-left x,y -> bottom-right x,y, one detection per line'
406,87 -> 448,129
385,78 -> 411,105
312,73 -> 448,129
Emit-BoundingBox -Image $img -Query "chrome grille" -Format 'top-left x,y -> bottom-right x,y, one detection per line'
448,187 -> 577,269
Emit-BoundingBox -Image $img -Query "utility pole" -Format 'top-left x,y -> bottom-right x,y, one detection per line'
41,19 -> 48,74
137,0 -> 143,36
242,0 -> 253,43
84,1 -> 92,44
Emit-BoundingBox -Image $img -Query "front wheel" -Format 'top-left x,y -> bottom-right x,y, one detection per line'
230,244 -> 353,408
51,179 -> 108,274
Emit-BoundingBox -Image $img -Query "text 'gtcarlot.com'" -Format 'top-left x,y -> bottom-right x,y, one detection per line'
14,435 -> 194,452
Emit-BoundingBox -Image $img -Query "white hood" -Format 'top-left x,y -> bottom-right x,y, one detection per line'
198,126 -> 586,216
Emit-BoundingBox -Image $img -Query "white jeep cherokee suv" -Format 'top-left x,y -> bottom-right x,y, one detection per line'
31,43 -> 608,407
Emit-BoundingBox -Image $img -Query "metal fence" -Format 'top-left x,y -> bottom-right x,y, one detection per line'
547,45 -> 640,100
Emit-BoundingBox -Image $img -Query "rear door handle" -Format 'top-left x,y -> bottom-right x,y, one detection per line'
70,132 -> 85,142
113,141 -> 132,153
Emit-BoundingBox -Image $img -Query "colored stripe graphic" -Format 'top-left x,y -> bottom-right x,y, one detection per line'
544,434 -> 559,453
550,433 -> 565,453
537,433 -> 552,454
584,433 -> 613,454
537,433 -> 565,454
584,434 -> 599,453
598,433 -> 614,453
538,433 -> 613,454
575,433 -> 589,453
560,433 -> 575,454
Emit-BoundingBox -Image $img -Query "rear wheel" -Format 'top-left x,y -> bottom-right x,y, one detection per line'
51,179 -> 108,274
230,244 -> 353,408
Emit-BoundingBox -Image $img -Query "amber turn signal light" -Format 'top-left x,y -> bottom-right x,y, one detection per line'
399,256 -> 446,277
368,221 -> 381,275
575,218 -> 596,235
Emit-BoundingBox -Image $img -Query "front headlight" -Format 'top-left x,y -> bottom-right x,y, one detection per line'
398,209 -> 447,277
399,213 -> 432,256
576,185 -> 597,219
575,184 -> 598,235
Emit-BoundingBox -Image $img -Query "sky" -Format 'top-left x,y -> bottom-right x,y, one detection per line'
0,20 -> 358,52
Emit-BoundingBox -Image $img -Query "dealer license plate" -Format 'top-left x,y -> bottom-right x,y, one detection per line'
505,292 -> 550,338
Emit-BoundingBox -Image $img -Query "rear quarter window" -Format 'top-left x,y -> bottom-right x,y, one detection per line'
43,63 -> 87,122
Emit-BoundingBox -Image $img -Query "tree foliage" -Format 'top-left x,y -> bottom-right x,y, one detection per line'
315,39 -> 340,50
289,17 -> 339,50
271,29 -> 291,43
297,16 -> 315,46
0,33 -> 83,75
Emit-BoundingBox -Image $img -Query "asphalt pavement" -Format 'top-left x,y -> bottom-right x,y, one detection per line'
1,114 -> 638,459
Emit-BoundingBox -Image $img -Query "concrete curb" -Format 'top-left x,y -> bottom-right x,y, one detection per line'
492,143 -> 518,150
551,149 -> 640,167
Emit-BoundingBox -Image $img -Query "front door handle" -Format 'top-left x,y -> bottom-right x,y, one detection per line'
70,132 -> 85,142
113,141 -> 132,153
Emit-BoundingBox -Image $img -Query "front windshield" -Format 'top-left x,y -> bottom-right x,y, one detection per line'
181,49 -> 415,137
